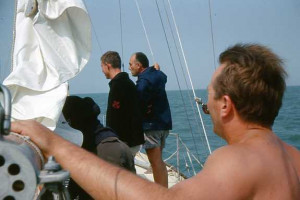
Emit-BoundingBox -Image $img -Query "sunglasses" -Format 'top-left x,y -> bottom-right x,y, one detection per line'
195,97 -> 210,115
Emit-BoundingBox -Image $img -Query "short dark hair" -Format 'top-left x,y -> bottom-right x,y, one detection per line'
134,52 -> 149,68
214,43 -> 287,127
101,51 -> 121,69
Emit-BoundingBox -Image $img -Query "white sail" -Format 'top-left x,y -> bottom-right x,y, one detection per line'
3,0 -> 91,130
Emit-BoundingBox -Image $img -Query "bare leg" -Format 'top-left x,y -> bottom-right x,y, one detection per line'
146,147 -> 168,187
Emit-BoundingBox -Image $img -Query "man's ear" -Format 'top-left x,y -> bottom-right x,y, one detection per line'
136,62 -> 144,72
220,95 -> 233,117
106,63 -> 112,70
136,62 -> 141,69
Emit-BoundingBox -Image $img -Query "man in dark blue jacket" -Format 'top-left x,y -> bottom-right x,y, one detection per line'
129,52 -> 172,187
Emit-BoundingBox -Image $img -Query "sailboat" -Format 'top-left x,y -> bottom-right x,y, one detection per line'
1,0 -> 300,199
0,0 -> 216,199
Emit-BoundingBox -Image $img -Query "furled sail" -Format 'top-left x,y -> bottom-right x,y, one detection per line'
3,0 -> 91,130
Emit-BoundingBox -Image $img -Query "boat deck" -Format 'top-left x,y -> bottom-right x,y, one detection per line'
134,151 -> 185,188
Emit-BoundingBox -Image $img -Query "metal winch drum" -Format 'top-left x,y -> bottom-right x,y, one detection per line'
0,85 -> 43,200
0,135 -> 43,200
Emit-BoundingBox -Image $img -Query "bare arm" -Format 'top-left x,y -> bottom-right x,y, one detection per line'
11,120 -> 254,200
11,120 -> 169,200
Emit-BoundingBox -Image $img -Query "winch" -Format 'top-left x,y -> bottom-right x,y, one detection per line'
0,85 -> 70,200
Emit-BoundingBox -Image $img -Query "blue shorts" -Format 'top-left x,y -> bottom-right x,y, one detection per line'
143,130 -> 169,150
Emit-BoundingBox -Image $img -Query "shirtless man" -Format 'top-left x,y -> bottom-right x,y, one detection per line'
11,43 -> 300,199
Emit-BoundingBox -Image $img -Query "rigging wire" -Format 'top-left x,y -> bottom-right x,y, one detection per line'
134,0 -> 155,64
82,0 -> 103,55
154,0 -> 202,161
208,0 -> 217,70
118,0 -> 125,71
166,0 -> 211,154
161,0 -> 208,159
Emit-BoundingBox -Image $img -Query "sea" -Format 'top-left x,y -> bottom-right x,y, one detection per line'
76,86 -> 300,178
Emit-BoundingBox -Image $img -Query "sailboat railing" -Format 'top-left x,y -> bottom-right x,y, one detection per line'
165,133 -> 204,178
102,115 -> 203,179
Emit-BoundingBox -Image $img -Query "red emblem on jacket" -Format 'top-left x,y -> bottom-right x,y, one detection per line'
112,100 -> 120,109
146,104 -> 152,114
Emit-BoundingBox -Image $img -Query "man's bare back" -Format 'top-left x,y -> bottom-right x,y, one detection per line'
236,131 -> 300,199
168,130 -> 300,200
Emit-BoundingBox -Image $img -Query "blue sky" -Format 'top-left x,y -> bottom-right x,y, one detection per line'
1,0 -> 300,94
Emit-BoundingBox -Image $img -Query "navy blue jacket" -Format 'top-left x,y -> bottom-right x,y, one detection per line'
136,67 -> 172,130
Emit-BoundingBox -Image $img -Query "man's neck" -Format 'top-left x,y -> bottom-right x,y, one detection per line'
139,67 -> 147,74
109,68 -> 122,79
222,119 -> 272,145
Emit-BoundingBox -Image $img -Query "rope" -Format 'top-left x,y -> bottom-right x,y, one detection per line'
207,0 -> 217,70
186,151 -> 196,176
166,0 -> 212,154
91,19 -> 103,55
118,0 -> 125,72
9,132 -> 45,167
164,133 -> 204,177
176,133 -> 180,180
178,136 -> 203,168
134,0 -> 155,64
183,153 -> 191,176
82,0 -> 103,55
164,149 -> 178,162
154,0 -> 202,161
160,0 -> 207,160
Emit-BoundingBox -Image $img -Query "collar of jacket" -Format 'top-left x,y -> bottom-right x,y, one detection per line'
137,66 -> 153,78
109,72 -> 129,86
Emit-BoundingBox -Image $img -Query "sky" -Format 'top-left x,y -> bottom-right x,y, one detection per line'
0,0 -> 300,94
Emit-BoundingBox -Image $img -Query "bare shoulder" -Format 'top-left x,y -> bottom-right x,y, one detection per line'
283,142 -> 300,158
283,142 -> 300,175
171,142 -> 300,199
205,145 -> 256,168
170,145 -> 259,199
